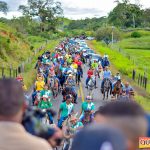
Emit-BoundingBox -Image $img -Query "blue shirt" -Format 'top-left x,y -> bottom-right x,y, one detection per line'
103,70 -> 111,79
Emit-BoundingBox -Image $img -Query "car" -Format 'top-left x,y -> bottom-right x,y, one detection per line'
89,54 -> 102,65
86,37 -> 95,40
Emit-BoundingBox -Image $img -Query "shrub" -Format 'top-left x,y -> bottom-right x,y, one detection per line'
95,27 -> 121,45
131,31 -> 141,38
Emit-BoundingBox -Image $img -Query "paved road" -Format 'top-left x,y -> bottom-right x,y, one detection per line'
52,62 -> 111,123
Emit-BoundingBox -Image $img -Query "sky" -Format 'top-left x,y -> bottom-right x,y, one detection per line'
0,0 -> 150,20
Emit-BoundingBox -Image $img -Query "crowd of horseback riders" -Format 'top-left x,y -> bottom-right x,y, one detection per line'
25,37 -> 134,147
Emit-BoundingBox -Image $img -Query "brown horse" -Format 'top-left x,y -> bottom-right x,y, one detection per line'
112,80 -> 123,98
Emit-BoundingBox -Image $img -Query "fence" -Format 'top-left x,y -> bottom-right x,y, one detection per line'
0,42 -> 47,79
111,45 -> 148,90
132,70 -> 148,90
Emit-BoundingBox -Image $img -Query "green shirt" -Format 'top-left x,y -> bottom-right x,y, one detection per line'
82,102 -> 95,112
40,90 -> 52,99
67,58 -> 72,64
60,102 -> 74,117
38,100 -> 52,109
91,62 -> 98,69
42,58 -> 50,64
71,122 -> 83,129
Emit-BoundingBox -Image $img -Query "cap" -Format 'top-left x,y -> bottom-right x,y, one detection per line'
71,124 -> 127,150
70,115 -> 78,121
69,74 -> 73,77
86,96 -> 93,101
66,95 -> 72,100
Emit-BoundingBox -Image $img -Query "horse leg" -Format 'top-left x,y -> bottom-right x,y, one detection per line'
107,90 -> 109,99
103,91 -> 105,100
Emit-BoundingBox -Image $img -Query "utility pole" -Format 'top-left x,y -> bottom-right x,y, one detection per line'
112,26 -> 114,47
132,14 -> 136,28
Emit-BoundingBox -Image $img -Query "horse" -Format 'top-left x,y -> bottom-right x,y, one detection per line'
80,111 -> 93,126
48,76 -> 59,99
62,87 -> 77,103
112,81 -> 123,99
87,77 -> 96,98
101,78 -> 112,100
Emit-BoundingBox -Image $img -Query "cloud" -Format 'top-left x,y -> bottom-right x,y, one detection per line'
2,0 -> 27,11
0,0 -> 150,19
63,6 -> 103,15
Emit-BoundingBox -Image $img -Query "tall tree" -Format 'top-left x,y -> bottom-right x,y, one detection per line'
18,0 -> 63,31
108,2 -> 143,28
0,1 -> 8,14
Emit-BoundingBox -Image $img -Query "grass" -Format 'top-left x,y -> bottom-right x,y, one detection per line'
116,36 -> 150,50
113,35 -> 150,92
0,22 -> 59,89
88,40 -> 150,112
122,29 -> 150,38
22,39 -> 59,89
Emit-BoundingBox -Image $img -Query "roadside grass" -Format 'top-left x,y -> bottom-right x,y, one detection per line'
23,40 -> 59,89
116,36 -> 150,50
0,22 -> 59,89
122,29 -> 150,38
114,35 -> 150,92
88,40 -> 150,112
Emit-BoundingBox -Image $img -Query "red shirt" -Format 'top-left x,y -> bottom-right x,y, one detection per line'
87,70 -> 93,78
77,61 -> 82,66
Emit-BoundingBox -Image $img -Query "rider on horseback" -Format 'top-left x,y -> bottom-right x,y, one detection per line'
79,96 -> 95,123
114,72 -> 121,81
58,95 -> 74,129
32,76 -> 45,105
101,66 -> 112,93
38,84 -> 53,124
85,67 -> 94,88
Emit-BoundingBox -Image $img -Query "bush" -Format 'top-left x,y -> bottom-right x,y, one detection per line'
95,27 -> 121,45
131,32 -> 141,38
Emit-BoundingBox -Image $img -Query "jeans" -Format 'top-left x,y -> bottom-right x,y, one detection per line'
32,91 -> 37,105
101,78 -> 112,89
58,116 -> 68,128
86,77 -> 90,86
47,111 -> 54,124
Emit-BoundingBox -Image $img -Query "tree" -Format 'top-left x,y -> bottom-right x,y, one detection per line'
0,1 -> 8,14
108,2 -> 143,28
18,0 -> 63,31
142,9 -> 150,27
95,27 -> 121,45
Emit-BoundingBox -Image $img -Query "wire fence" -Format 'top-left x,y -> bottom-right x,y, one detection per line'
0,41 -> 47,79
111,45 -> 148,90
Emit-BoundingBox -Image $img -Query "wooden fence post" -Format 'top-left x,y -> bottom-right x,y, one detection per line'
2,64 -> 4,78
16,69 -> 18,77
132,69 -> 136,80
145,77 -> 147,90
13,69 -> 16,78
140,75 -> 143,86
138,74 -> 140,85
10,65 -> 12,78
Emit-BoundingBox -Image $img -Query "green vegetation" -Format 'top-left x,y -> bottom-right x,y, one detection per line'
23,40 -> 59,89
88,40 -> 150,112
0,22 -> 31,68
113,32 -> 150,91
95,27 -> 121,45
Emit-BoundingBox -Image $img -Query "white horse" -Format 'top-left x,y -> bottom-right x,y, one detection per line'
87,76 -> 96,98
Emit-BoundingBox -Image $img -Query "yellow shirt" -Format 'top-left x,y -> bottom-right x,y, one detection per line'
71,63 -> 78,69
22,85 -> 27,91
35,81 -> 45,91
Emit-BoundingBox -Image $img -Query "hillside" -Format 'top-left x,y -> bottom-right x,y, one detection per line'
0,22 -> 33,69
